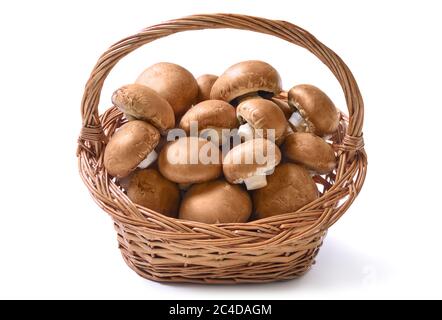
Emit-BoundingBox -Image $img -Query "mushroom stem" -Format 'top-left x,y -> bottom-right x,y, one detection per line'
288,111 -> 305,128
237,123 -> 254,141
244,175 -> 268,190
137,150 -> 158,169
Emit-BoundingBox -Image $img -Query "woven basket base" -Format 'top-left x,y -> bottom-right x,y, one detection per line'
117,221 -> 326,284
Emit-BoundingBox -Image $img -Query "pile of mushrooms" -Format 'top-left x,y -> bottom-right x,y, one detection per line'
103,60 -> 340,224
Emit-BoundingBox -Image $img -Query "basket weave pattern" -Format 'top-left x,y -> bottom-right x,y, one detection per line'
77,14 -> 367,283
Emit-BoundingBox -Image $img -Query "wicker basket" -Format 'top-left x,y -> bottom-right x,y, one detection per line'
77,14 -> 367,284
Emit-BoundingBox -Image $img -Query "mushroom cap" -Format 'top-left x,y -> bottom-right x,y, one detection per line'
271,97 -> 292,120
179,100 -> 238,134
288,84 -> 339,137
223,138 -> 281,184
253,163 -> 319,219
158,137 -> 222,184
135,62 -> 198,117
127,169 -> 180,218
104,120 -> 160,178
196,74 -> 218,103
237,98 -> 288,144
210,60 -> 282,102
282,132 -> 336,174
112,84 -> 175,134
179,180 -> 252,224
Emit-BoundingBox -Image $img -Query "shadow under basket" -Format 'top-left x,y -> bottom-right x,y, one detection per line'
77,14 -> 367,284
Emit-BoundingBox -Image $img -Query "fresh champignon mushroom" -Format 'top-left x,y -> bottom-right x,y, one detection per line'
112,84 -> 175,134
196,74 -> 218,103
210,60 -> 282,103
223,138 -> 281,190
127,169 -> 180,218
158,137 -> 222,184
104,120 -> 160,178
253,163 -> 319,219
179,100 -> 237,145
282,132 -> 336,174
287,84 -> 340,137
179,180 -> 252,224
135,62 -> 198,117
236,97 -> 288,145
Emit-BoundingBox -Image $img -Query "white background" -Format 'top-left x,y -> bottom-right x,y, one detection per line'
0,0 -> 441,299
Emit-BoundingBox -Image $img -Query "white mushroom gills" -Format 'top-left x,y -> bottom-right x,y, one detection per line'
237,123 -> 254,141
137,150 -> 158,169
244,175 -> 268,190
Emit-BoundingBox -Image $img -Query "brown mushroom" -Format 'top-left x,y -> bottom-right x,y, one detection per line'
135,62 -> 198,117
179,100 -> 237,145
287,84 -> 339,137
196,74 -> 218,103
112,83 -> 175,134
282,132 -> 336,174
179,180 -> 252,224
210,60 -> 282,103
158,137 -> 222,184
253,163 -> 319,219
223,138 -> 281,190
127,169 -> 180,218
236,97 -> 288,145
104,120 -> 160,178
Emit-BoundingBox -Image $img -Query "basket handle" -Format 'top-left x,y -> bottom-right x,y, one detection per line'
78,13 -> 364,157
